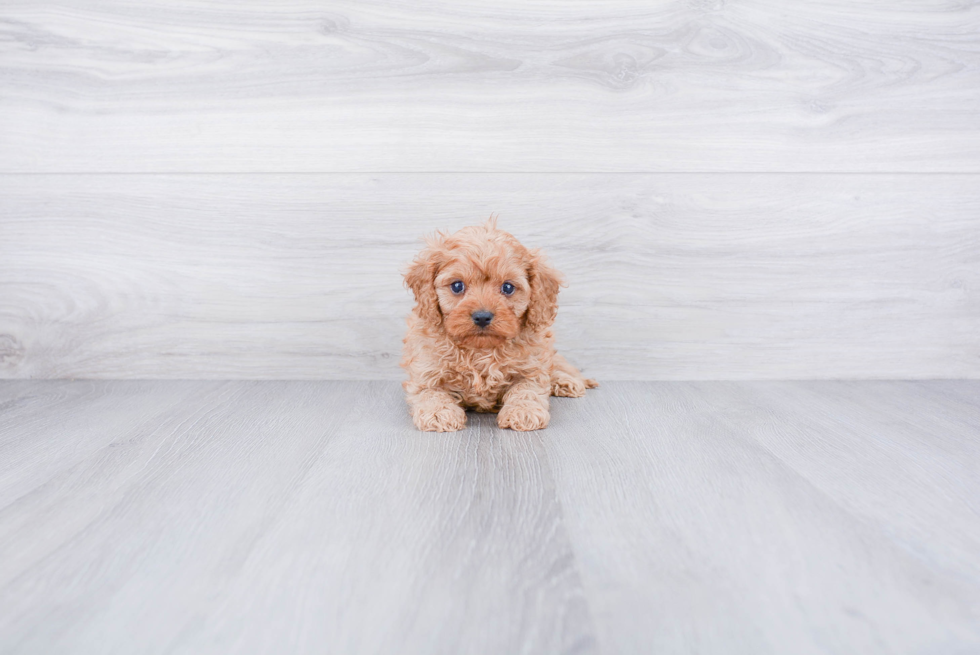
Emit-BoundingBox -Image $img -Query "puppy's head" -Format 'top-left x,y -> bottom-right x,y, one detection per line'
404,219 -> 563,348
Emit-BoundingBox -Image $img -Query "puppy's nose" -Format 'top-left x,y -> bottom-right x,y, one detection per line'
471,310 -> 494,328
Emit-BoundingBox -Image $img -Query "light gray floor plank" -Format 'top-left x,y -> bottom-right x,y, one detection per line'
2,380 -> 977,654
542,381 -> 980,654
2,1 -> 979,172
0,381 -> 223,510
2,173 -> 977,381
0,381 -> 595,655
738,382 -> 980,583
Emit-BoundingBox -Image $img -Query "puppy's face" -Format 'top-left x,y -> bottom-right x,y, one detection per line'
405,222 -> 562,348
434,252 -> 528,349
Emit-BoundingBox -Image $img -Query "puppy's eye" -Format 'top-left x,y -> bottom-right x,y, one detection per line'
450,280 -> 465,294
501,281 -> 515,296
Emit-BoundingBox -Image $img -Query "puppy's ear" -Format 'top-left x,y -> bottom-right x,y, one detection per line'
404,240 -> 444,324
524,249 -> 564,333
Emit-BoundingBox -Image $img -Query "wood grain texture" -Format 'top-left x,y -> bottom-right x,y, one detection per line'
542,380 -> 980,654
0,380 -> 596,655
1,173 -> 977,380
1,380 -> 978,653
1,0 -> 979,172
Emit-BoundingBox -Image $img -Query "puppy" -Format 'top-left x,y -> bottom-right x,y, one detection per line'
401,219 -> 597,432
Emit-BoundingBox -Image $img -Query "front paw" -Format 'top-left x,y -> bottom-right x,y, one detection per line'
413,403 -> 467,432
497,402 -> 549,431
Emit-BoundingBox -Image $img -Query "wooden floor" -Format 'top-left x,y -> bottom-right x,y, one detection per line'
1,380 -> 977,654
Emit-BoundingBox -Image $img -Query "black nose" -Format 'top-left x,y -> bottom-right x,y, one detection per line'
471,310 -> 494,328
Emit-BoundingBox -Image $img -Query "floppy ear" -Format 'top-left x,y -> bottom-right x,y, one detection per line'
404,243 -> 443,325
524,249 -> 564,333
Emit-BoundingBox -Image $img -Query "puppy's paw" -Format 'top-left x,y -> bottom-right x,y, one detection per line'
584,378 -> 599,389
413,403 -> 467,432
498,402 -> 549,431
551,375 -> 586,398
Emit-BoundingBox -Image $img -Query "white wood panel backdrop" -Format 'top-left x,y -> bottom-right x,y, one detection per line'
2,174 -> 977,380
1,0 -> 979,172
1,1 -> 979,379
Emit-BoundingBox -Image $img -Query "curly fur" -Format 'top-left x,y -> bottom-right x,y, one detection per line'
401,218 -> 597,432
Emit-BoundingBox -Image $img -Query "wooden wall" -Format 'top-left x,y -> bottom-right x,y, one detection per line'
2,1 -> 978,379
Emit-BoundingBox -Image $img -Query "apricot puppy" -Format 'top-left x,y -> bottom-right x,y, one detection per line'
401,219 -> 597,432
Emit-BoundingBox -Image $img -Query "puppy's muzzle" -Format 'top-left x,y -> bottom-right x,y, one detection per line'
471,310 -> 494,329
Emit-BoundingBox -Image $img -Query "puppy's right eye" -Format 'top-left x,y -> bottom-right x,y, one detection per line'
450,281 -> 465,294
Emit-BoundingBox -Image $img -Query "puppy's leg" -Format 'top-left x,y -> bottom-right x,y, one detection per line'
551,353 -> 599,398
498,377 -> 551,431
408,389 -> 467,432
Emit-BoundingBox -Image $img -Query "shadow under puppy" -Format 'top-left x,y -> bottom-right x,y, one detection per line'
401,219 -> 597,432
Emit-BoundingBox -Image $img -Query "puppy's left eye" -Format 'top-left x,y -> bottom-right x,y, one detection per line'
450,280 -> 465,294
501,281 -> 515,295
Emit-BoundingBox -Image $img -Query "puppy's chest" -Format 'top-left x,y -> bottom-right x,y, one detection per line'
444,358 -> 518,409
